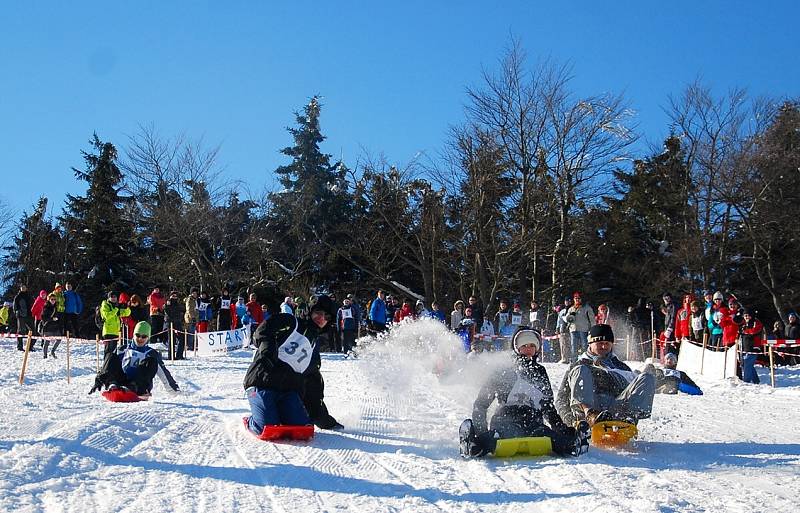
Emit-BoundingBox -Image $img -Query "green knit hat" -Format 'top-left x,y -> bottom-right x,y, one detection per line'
133,321 -> 152,337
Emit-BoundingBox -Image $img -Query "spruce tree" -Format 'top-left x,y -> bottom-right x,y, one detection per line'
2,197 -> 63,295
61,134 -> 135,296
267,97 -> 350,291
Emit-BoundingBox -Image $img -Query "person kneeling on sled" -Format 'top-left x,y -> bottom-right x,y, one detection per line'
243,294 -> 343,435
555,324 -> 655,427
649,353 -> 702,395
459,328 -> 590,458
88,321 -> 180,397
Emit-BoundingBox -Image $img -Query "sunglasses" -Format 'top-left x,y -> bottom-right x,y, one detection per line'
135,334 -> 149,340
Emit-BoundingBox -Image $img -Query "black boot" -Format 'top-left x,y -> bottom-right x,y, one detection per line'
570,421 -> 591,456
50,341 -> 60,358
42,339 -> 50,359
458,419 -> 485,458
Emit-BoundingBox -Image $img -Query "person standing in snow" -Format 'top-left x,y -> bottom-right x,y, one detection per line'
565,291 -> 595,362
555,324 -> 656,427
63,282 -> 83,338
147,286 -> 166,347
459,328 -> 590,458
196,290 -> 213,335
89,321 -> 179,396
450,300 -> 465,332
164,290 -> 185,359
14,284 -> 36,352
100,291 -> 131,355
280,296 -> 294,315
215,288 -> 235,331
41,293 -> 63,358
243,294 -> 343,433
336,296 -> 360,354
429,301 -> 446,324
368,290 -> 387,334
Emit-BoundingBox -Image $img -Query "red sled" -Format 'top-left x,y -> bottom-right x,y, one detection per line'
102,389 -> 148,403
242,417 -> 314,440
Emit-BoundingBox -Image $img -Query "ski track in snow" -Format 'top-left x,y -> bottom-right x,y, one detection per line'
1,322 -> 799,513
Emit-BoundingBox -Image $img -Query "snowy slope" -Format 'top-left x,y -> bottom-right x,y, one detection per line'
1,320 -> 799,513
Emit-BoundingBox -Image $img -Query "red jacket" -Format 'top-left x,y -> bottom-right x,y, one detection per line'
675,306 -> 691,340
394,304 -> 413,322
148,292 -> 166,315
720,307 -> 743,346
741,318 -> 765,348
31,291 -> 47,320
246,300 -> 264,325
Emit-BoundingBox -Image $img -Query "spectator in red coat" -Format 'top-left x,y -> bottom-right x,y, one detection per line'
393,299 -> 414,323
246,293 -> 264,325
720,297 -> 744,347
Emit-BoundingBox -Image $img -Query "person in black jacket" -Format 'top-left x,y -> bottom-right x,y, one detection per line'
13,284 -> 37,352
40,294 -> 63,358
458,328 -> 590,458
243,294 -> 342,435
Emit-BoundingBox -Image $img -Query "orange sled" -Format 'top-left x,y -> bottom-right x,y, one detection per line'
591,420 -> 637,448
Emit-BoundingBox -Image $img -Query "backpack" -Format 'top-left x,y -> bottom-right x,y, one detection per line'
94,305 -> 104,329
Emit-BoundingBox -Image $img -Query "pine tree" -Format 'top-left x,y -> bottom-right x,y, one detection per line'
61,134 -> 135,294
1,197 -> 63,295
266,97 -> 350,290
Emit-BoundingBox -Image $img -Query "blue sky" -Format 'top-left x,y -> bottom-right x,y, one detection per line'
1,1 -> 798,217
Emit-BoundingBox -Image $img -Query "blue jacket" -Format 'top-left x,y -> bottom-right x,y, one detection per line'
369,297 -> 387,324
430,309 -> 446,323
64,290 -> 83,314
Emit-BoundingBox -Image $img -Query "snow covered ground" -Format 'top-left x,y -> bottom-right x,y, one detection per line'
1,319 -> 799,513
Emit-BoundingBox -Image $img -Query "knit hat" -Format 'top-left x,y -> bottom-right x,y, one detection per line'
589,324 -> 615,343
663,352 -> 678,365
309,294 -> 337,318
512,328 -> 542,354
134,321 -> 151,337
713,291 -> 724,300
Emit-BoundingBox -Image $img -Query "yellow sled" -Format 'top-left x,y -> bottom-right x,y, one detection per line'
591,420 -> 637,448
493,436 -> 553,458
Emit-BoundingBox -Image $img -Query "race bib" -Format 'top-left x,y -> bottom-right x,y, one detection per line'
220,299 -> 231,309
663,368 -> 681,379
198,301 -> 209,312
506,376 -> 545,409
341,308 -> 353,319
511,314 -> 523,325
277,320 -> 314,373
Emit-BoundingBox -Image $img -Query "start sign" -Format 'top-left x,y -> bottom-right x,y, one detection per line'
195,327 -> 249,356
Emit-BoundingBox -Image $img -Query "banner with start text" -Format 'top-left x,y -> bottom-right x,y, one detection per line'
196,327 -> 249,357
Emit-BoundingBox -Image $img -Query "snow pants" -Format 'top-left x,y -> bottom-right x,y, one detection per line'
477,406 -> 577,457
246,387 -> 310,434
567,365 -> 655,421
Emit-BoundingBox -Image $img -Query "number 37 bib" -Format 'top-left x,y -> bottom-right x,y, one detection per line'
277,320 -> 314,373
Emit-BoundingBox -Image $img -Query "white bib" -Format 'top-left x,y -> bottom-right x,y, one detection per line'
511,314 -> 523,326
220,299 -> 231,309
663,368 -> 681,379
608,367 -> 638,385
277,319 -> 314,373
505,376 -> 545,409
341,308 -> 353,319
